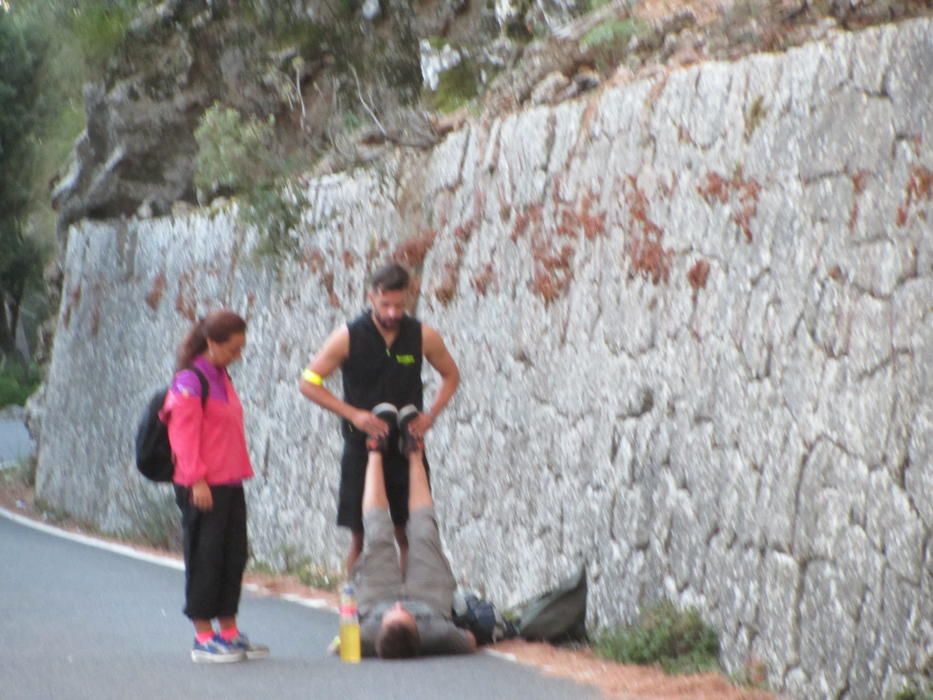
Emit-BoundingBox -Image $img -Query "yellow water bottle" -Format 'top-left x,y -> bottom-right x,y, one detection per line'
339,583 -> 361,663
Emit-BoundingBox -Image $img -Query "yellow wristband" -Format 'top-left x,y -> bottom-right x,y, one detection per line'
302,368 -> 324,386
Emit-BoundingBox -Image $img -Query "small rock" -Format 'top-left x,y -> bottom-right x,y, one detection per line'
420,40 -> 464,92
573,66 -> 600,92
610,65 -> 636,87
171,201 -> 196,218
191,10 -> 211,30
136,200 -> 153,219
128,0 -> 181,36
495,0 -> 524,29
362,0 -> 380,21
530,71 -> 571,105
481,37 -> 518,70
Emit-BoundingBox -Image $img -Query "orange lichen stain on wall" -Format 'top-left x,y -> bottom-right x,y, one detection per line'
145,273 -> 166,311
697,170 -> 761,242
896,165 -> 932,227
621,175 -> 672,285
174,272 -> 197,321
687,259 -> 710,290
848,170 -> 870,231
471,263 -> 495,296
62,283 -> 82,328
393,229 -> 438,268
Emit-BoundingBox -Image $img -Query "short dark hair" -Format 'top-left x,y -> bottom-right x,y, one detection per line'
376,619 -> 421,659
370,263 -> 410,292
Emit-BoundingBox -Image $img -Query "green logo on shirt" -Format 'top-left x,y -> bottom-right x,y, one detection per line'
395,354 -> 415,365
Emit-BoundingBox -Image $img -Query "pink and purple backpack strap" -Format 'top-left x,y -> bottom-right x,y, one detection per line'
170,357 -> 228,403
170,369 -> 205,399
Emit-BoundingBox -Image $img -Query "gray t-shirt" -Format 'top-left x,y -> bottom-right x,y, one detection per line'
360,599 -> 473,657
355,507 -> 471,656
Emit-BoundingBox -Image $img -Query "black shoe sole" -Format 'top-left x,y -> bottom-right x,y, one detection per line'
397,404 -> 422,455
369,403 -> 398,452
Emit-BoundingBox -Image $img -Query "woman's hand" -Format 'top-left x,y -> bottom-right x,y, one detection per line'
191,480 -> 213,511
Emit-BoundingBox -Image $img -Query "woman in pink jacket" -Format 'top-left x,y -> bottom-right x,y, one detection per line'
161,310 -> 269,664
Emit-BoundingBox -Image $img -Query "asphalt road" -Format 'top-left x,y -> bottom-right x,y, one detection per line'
0,513 -> 597,700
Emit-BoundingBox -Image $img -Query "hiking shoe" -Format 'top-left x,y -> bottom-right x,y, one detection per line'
228,633 -> 270,660
191,635 -> 246,664
397,404 -> 424,456
366,403 -> 398,453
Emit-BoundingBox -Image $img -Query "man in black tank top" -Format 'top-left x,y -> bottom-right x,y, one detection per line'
300,263 -> 461,573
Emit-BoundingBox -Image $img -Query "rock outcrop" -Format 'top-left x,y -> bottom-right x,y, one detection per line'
34,17 -> 931,700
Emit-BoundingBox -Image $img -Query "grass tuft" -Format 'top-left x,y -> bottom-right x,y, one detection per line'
427,60 -> 478,114
249,549 -> 341,592
892,683 -> 933,700
593,601 -> 720,675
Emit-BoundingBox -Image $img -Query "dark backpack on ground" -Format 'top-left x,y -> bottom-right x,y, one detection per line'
135,367 -> 208,482
516,565 -> 588,644
452,591 -> 519,645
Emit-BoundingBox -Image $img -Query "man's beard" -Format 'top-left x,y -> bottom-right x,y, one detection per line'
374,313 -> 401,330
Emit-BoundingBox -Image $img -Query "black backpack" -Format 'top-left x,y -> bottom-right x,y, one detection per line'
135,367 -> 208,482
452,592 -> 519,646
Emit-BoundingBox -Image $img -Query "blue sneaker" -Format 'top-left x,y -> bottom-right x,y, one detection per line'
228,633 -> 270,660
191,635 -> 246,663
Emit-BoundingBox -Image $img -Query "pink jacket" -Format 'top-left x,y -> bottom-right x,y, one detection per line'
160,365 -> 254,486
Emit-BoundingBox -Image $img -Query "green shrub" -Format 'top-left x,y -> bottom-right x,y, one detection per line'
70,0 -> 142,72
0,360 -> 40,408
343,111 -> 362,132
249,552 -> 340,591
427,60 -> 479,114
594,601 -> 721,675
296,561 -> 340,591
581,17 -> 643,50
0,456 -> 36,489
194,104 -> 308,260
5,2 -> 86,255
580,17 -> 648,73
243,184 -> 304,260
892,683 -> 933,700
194,105 -> 277,195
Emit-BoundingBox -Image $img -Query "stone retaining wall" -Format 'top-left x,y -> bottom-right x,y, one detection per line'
34,18 -> 932,699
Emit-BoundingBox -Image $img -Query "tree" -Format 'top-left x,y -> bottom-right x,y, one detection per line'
0,9 -> 43,355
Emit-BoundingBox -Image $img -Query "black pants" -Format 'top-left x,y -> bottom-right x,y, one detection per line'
174,484 -> 248,621
337,441 -> 430,532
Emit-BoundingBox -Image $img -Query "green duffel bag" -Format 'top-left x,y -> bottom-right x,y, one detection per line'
517,565 -> 587,644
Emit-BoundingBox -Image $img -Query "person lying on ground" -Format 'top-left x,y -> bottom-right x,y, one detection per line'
353,403 -> 476,658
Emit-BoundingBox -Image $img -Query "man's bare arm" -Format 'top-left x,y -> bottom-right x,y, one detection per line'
409,324 -> 460,438
299,326 -> 391,438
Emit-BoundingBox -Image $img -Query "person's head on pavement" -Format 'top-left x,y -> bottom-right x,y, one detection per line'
376,602 -> 421,658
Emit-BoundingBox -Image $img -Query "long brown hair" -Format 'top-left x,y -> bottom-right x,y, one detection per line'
176,310 -> 247,370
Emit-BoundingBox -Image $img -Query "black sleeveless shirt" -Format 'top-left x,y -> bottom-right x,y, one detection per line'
341,311 -> 424,444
